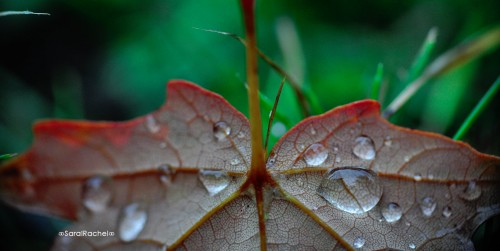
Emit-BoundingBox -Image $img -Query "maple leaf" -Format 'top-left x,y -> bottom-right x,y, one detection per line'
1,80 -> 499,250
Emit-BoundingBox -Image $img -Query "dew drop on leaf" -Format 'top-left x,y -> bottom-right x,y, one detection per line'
213,121 -> 231,141
158,164 -> 174,186
352,136 -> 376,160
460,181 -> 481,201
230,158 -> 240,166
442,206 -> 452,218
82,175 -> 113,213
145,115 -> 160,134
353,236 -> 365,248
317,168 -> 383,214
381,202 -> 403,223
266,152 -> 277,168
198,170 -> 231,196
303,143 -> 328,166
414,173 -> 422,181
384,136 -> 392,147
420,197 -> 437,217
409,243 -> 416,249
118,202 -> 148,242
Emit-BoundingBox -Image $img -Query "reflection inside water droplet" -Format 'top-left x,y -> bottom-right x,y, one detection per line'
381,202 -> 403,223
213,121 -> 231,141
317,168 -> 383,214
198,170 -> 231,196
353,236 -> 365,248
82,175 -> 113,213
303,143 -> 328,166
442,206 -> 452,218
352,136 -> 376,160
460,181 -> 481,201
145,115 -> 160,134
118,202 -> 148,242
420,197 -> 437,217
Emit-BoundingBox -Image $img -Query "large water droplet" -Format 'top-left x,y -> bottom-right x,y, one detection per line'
303,143 -> 328,166
118,202 -> 148,242
352,136 -> 376,160
460,181 -> 481,201
381,202 -> 403,223
198,170 -> 231,196
353,236 -> 365,248
420,197 -> 437,217
145,115 -> 160,134
82,176 -> 113,213
442,206 -> 452,218
317,168 -> 383,214
213,121 -> 231,141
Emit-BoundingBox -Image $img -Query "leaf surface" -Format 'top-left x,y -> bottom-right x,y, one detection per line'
1,80 -> 499,250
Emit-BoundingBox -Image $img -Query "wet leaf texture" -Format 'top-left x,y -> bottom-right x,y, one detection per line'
1,80 -> 499,250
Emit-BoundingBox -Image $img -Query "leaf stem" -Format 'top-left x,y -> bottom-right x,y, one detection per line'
453,76 -> 500,140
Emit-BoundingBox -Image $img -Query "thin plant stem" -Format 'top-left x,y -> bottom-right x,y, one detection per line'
370,63 -> 384,101
265,77 -> 286,153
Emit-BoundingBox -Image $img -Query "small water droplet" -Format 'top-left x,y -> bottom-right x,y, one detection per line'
335,156 -> 342,163
213,121 -> 231,141
428,174 -> 434,180
352,136 -> 376,160
310,127 -> 317,135
230,158 -> 240,165
409,243 -> 416,249
384,136 -> 392,147
404,156 -> 410,162
333,147 -> 339,153
145,115 -> 160,134
420,197 -> 437,217
237,131 -> 245,139
159,142 -> 167,149
381,202 -> 403,223
299,144 -> 305,150
317,168 -> 383,214
303,143 -> 328,166
414,173 -> 422,181
158,164 -> 174,185
353,236 -> 365,248
442,206 -> 452,218
118,202 -> 148,242
460,181 -> 481,201
82,176 -> 113,213
297,178 -> 304,187
267,153 -> 277,168
405,221 -> 411,227
198,170 -> 231,196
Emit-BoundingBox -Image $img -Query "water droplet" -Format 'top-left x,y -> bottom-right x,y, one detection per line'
298,144 -> 305,150
213,121 -> 231,141
409,243 -> 416,249
118,202 -> 148,242
335,156 -> 341,163
230,158 -> 240,165
158,164 -> 174,185
420,197 -> 437,217
310,127 -> 317,135
303,143 -> 328,166
404,156 -> 410,162
317,168 -> 383,214
266,153 -> 277,168
381,202 -> 403,223
384,136 -> 392,147
442,206 -> 452,218
82,176 -> 113,213
237,131 -> 245,139
352,136 -> 376,160
460,181 -> 481,201
159,142 -> 167,149
198,170 -> 231,196
145,115 -> 160,134
333,147 -> 339,153
428,174 -> 434,180
414,173 -> 422,181
353,236 -> 365,248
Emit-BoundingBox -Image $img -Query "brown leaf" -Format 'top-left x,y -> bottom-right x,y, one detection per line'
1,80 -> 499,250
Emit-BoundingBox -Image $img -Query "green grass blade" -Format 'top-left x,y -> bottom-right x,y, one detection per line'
370,63 -> 384,100
0,153 -> 17,160
453,76 -> 500,140
405,27 -> 438,84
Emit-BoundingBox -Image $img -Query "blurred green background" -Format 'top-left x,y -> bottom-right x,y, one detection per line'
1,0 -> 499,250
